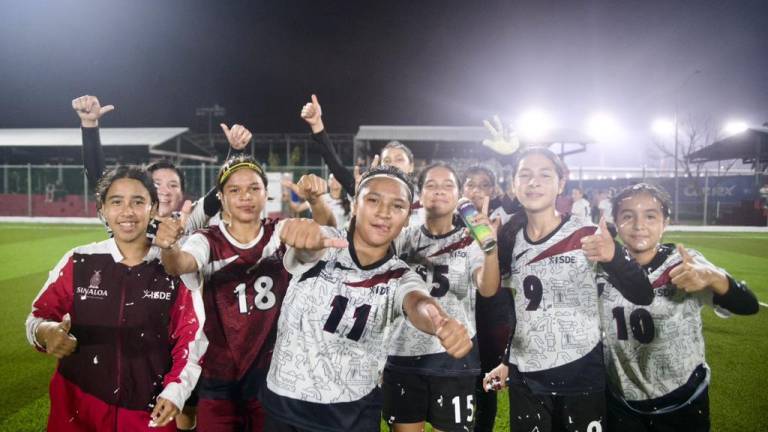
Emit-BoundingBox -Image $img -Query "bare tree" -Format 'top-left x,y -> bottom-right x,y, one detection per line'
647,114 -> 733,201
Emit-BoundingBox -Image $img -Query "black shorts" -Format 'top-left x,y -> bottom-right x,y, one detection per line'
261,386 -> 383,432
382,368 -> 477,432
507,381 -> 605,432
606,387 -> 710,432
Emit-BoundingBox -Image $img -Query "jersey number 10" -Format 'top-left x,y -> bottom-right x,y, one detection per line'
611,306 -> 655,344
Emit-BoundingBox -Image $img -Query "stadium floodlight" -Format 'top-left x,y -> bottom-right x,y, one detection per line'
516,108 -> 553,141
651,118 -> 675,136
723,120 -> 748,136
586,112 -> 621,142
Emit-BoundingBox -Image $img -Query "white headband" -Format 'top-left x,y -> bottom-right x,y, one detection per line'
358,173 -> 413,201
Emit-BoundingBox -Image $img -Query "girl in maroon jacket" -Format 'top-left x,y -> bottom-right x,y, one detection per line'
25,166 -> 207,431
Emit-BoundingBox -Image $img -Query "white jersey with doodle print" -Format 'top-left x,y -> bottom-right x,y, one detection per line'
508,217 -> 601,372
266,227 -> 428,404
389,224 -> 484,357
601,246 -> 724,401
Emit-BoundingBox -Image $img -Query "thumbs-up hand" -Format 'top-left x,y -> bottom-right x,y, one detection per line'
154,200 -> 192,249
422,303 -> 472,358
279,218 -> 348,250
482,115 -> 521,155
581,217 -> 616,263
220,124 -> 253,151
41,317 -> 78,359
669,244 -> 711,293
72,95 -> 115,128
285,174 -> 328,205
301,94 -> 324,133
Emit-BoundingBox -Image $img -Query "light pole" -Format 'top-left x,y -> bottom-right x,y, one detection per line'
672,69 -> 701,224
195,104 -> 227,149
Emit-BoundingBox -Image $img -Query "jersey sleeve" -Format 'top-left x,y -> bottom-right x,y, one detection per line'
312,130 -> 356,196
184,198 -> 210,234
25,251 -> 75,351
601,242 -> 654,305
181,232 -> 211,271
158,279 -> 208,410
81,127 -> 105,186
178,233 -> 211,291
395,268 -> 429,320
264,219 -> 287,257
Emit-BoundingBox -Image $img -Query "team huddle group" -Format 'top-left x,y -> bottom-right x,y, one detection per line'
25,95 -> 759,432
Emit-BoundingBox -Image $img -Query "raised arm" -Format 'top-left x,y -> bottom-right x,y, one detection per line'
191,123 -> 255,223
283,174 -> 337,227
72,95 -> 114,185
301,94 -> 357,196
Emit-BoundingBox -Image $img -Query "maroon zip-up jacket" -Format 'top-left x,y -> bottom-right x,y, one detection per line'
26,238 -> 207,431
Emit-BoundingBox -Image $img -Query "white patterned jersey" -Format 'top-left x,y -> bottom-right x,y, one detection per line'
387,224 -> 484,374
508,217 -> 602,373
601,245 -> 722,402
266,227 -> 428,404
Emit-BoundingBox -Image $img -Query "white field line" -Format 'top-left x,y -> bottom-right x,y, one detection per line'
666,225 -> 768,233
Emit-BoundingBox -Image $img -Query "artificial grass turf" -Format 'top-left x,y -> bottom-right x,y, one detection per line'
0,224 -> 765,431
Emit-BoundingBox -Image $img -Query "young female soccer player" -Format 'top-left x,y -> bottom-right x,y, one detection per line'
260,166 -> 473,432
158,155 -> 334,431
602,183 -> 759,431
382,163 -> 499,432
25,166 -> 206,431
483,148 -> 653,432
461,164 -> 518,432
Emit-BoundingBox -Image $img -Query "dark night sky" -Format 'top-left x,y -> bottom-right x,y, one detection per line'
1,0 -> 767,165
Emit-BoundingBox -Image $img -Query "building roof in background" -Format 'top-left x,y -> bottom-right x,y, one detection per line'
688,126 -> 768,165
354,125 -> 593,144
0,128 -> 189,147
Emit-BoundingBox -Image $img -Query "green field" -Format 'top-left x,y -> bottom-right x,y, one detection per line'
0,224 -> 765,431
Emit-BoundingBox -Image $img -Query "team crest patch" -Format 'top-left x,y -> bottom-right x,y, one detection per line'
76,270 -> 108,300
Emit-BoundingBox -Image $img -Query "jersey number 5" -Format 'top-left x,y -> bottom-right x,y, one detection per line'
417,265 -> 450,298
234,276 -> 276,313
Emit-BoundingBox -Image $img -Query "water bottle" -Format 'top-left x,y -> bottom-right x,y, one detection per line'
456,198 -> 496,253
